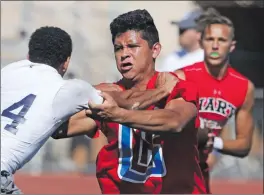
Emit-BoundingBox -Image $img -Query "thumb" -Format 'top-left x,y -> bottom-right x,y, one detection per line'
88,100 -> 96,109
100,92 -> 113,101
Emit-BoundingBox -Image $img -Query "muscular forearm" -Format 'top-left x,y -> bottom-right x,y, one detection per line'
114,87 -> 169,110
52,110 -> 98,139
216,138 -> 251,157
117,108 -> 185,133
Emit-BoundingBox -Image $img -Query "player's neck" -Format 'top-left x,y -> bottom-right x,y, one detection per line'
121,68 -> 156,90
205,61 -> 229,80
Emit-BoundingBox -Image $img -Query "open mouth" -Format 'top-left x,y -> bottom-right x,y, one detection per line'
121,62 -> 133,71
209,52 -> 220,59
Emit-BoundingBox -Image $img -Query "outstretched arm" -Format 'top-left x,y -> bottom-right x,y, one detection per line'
214,81 -> 255,157
51,79 -> 103,139
52,82 -> 170,139
116,98 -> 197,133
88,80 -> 198,133
105,87 -> 169,110
94,72 -> 179,110
52,110 -> 98,139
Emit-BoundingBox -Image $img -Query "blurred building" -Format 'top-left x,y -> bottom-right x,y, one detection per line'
1,1 -> 199,83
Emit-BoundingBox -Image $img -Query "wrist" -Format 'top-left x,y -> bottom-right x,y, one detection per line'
158,86 -> 170,97
114,108 -> 131,123
213,137 -> 224,150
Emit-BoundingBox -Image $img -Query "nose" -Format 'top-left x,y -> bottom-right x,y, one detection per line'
121,54 -> 130,61
121,47 -> 130,61
212,40 -> 219,50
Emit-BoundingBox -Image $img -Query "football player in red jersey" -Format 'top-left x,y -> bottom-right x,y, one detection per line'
174,8 -> 255,193
53,9 -> 206,194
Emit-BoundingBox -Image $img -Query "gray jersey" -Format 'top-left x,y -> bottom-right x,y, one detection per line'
1,60 -> 103,174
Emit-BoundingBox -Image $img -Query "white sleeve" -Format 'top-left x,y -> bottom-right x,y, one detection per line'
52,79 -> 103,120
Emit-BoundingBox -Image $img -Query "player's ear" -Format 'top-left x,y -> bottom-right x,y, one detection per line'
230,40 -> 236,53
196,31 -> 201,42
199,38 -> 204,49
63,57 -> 71,71
58,57 -> 71,76
152,42 -> 161,59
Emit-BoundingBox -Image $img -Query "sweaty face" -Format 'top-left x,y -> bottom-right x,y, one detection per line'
179,28 -> 200,51
201,24 -> 235,67
113,30 -> 155,81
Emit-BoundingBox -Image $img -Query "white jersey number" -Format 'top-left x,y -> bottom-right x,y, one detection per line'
2,94 -> 36,134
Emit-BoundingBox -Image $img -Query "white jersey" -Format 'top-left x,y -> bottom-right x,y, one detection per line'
1,60 -> 103,174
156,48 -> 204,72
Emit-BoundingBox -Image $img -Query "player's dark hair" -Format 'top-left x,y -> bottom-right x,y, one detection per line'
196,7 -> 235,40
110,9 -> 159,48
28,26 -> 72,68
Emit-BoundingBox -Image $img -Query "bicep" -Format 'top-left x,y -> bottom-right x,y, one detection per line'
174,69 -> 186,80
52,80 -> 103,138
53,79 -> 103,118
235,81 -> 255,141
165,98 -> 197,121
235,108 -> 254,140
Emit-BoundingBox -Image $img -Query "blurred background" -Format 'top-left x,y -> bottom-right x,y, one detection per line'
1,1 -> 263,194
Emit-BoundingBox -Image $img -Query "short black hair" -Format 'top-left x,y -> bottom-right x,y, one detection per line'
196,8 -> 235,40
28,26 -> 72,68
110,9 -> 159,48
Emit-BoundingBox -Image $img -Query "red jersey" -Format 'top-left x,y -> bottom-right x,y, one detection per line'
95,72 -> 206,194
182,61 -> 249,192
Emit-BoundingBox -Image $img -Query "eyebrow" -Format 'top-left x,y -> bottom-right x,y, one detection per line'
205,35 -> 229,39
114,42 -> 140,46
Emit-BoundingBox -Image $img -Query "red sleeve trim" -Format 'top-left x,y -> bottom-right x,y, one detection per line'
167,79 -> 199,105
90,120 -> 101,138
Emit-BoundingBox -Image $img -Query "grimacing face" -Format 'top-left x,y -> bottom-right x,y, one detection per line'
113,30 -> 161,81
201,24 -> 236,67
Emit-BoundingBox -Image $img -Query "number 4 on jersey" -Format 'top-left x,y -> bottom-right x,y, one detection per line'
2,94 -> 36,135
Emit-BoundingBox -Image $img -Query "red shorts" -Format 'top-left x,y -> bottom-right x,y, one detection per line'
97,174 -> 162,194
98,173 -> 206,194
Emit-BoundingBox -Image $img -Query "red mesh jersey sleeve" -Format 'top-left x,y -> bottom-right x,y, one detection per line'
167,72 -> 199,105
89,119 -> 101,138
166,76 -> 200,128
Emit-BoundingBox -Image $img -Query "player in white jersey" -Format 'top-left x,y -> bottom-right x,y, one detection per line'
1,26 -> 103,194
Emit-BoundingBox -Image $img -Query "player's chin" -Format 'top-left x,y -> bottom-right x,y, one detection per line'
122,70 -> 137,80
207,58 -> 224,66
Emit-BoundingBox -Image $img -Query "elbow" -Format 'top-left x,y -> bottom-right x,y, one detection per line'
232,143 -> 251,158
51,131 -> 67,139
166,119 -> 184,133
51,128 -> 69,140
51,131 -> 61,139
167,116 -> 196,133
237,140 -> 252,158
237,147 -> 251,158
166,107 -> 197,133
51,131 -> 66,140
150,118 -> 181,133
51,135 -> 59,139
